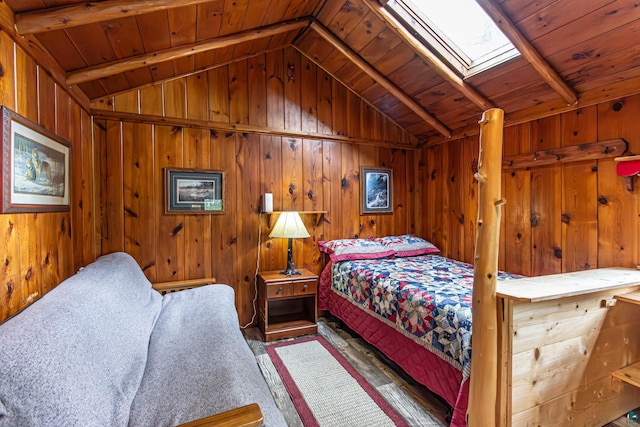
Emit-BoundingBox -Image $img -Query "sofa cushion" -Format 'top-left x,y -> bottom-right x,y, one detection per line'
129,284 -> 287,427
0,252 -> 162,427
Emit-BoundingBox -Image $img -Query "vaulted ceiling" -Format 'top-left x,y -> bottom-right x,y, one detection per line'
4,0 -> 640,145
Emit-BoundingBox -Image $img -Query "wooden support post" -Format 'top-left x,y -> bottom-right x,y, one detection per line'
467,108 -> 505,427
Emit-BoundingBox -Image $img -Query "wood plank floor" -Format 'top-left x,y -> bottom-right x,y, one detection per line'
243,317 -> 450,426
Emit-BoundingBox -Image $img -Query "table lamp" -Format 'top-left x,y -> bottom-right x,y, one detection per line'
268,211 -> 310,276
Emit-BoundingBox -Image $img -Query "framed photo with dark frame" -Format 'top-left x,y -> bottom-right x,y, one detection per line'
360,166 -> 393,215
164,168 -> 225,214
1,106 -> 71,213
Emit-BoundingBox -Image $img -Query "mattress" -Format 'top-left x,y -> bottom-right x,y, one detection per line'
319,254 -> 520,426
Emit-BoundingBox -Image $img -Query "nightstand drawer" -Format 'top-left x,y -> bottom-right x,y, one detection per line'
267,283 -> 294,299
294,280 -> 316,296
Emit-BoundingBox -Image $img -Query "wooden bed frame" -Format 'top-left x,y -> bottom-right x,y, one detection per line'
469,108 -> 640,425
495,267 -> 640,425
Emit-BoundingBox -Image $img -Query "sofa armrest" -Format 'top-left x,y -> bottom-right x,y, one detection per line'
176,403 -> 264,427
152,277 -> 216,295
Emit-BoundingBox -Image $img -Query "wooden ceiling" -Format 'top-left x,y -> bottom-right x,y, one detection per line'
4,0 -> 640,145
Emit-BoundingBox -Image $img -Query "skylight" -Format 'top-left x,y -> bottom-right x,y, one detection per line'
386,0 -> 520,76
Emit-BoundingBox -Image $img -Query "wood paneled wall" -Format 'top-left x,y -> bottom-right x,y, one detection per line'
418,95 -> 640,276
0,28 -> 97,322
2,36 -> 637,327
93,47 -> 416,326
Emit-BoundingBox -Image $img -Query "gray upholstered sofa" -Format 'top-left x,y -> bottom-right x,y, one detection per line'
0,252 -> 287,427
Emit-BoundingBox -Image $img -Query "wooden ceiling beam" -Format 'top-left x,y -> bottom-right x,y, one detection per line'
310,22 -> 451,138
476,0 -> 578,106
0,1 -> 90,110
67,18 -> 310,86
91,109 -> 418,149
361,0 -> 494,112
421,70 -> 640,147
15,0 -> 215,35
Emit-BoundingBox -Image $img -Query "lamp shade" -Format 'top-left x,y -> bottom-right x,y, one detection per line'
269,211 -> 310,239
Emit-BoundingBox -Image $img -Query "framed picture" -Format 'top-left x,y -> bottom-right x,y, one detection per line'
164,168 -> 225,214
1,106 -> 71,213
360,166 -> 393,215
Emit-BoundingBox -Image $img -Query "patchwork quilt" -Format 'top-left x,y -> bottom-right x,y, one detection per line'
330,254 -> 520,380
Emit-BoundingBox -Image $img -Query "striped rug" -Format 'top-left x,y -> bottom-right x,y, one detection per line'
266,336 -> 410,427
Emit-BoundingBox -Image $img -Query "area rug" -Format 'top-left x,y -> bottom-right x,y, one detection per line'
265,336 -> 410,427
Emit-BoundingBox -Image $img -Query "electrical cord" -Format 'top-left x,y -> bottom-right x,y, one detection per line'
240,212 -> 262,329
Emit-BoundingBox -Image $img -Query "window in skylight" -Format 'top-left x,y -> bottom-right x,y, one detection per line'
386,0 -> 520,77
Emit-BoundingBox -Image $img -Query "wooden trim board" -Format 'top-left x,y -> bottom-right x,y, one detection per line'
497,267 -> 640,302
152,277 -> 216,294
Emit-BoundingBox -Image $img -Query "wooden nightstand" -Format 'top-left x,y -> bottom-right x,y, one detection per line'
257,269 -> 318,341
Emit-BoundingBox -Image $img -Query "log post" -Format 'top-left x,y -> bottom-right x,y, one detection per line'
467,108 -> 505,427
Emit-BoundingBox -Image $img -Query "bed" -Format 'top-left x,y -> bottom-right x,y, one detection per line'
318,235 -> 640,426
318,235 -> 520,426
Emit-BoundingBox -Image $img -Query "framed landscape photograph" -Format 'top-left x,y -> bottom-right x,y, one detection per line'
360,166 -> 393,214
1,106 -> 71,213
164,168 -> 225,214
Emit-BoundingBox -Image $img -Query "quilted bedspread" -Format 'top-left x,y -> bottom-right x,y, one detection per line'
328,254 -> 520,382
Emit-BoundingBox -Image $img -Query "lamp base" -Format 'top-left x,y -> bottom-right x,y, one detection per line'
279,267 -> 302,277
279,237 -> 302,276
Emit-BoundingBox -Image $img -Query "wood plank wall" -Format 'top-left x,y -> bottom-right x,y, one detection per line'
92,47 -> 417,326
0,28 -> 97,322
418,96 -> 640,276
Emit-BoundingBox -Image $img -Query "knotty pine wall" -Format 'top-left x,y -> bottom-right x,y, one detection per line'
417,95 -> 640,276
0,29 -> 98,322
92,47 -> 417,326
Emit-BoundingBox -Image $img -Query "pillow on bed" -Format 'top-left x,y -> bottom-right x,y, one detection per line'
318,238 -> 395,262
375,234 -> 440,257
